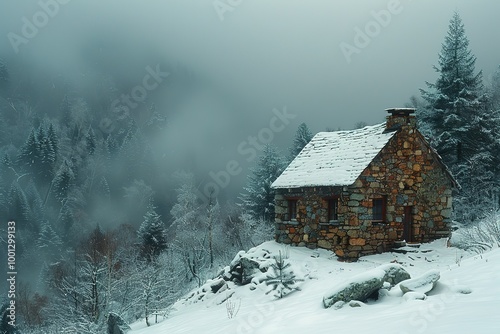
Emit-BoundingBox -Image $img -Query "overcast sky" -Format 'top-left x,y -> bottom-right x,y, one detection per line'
2,0 -> 500,198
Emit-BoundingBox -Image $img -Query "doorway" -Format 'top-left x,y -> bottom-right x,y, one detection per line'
403,206 -> 413,242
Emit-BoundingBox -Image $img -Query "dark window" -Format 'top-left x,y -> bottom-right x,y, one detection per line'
288,199 -> 298,221
372,196 -> 387,222
328,198 -> 339,222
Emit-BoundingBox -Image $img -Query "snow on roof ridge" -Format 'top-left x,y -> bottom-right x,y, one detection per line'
271,122 -> 396,188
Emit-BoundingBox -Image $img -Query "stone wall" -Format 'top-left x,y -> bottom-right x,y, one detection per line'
275,122 -> 454,261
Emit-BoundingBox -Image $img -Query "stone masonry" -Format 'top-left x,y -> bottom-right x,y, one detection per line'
274,109 -> 457,261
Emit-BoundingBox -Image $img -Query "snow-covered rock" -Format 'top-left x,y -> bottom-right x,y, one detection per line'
323,264 -> 410,308
399,269 -> 440,294
403,291 -> 427,301
181,278 -> 231,305
348,300 -> 366,307
227,247 -> 274,285
451,284 -> 472,294
381,263 -> 412,285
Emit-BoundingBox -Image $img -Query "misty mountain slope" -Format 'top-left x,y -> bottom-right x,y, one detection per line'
130,240 -> 500,333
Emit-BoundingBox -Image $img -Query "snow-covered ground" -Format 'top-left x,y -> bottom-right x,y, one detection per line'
130,240 -> 500,333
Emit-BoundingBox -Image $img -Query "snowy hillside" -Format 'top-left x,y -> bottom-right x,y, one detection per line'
130,240 -> 500,334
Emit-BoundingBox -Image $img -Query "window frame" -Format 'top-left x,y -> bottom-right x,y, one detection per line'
372,196 -> 387,224
327,197 -> 339,223
287,198 -> 298,222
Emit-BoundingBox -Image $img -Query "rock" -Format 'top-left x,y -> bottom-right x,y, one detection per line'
333,301 -> 345,310
318,239 -> 332,249
403,291 -> 427,301
400,269 -> 440,294
348,300 -> 366,307
323,263 -> 411,308
380,264 -> 411,285
210,278 -> 227,294
226,248 -> 274,285
107,312 -> 131,334
451,285 -> 472,294
239,257 -> 264,284
323,276 -> 383,308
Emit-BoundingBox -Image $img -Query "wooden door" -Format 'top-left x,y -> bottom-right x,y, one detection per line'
403,206 -> 413,242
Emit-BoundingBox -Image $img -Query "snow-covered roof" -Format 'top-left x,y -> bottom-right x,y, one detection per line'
271,123 -> 396,189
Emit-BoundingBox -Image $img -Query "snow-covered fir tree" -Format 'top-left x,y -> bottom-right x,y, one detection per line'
52,159 -> 74,203
0,58 -> 8,90
17,129 -> 39,173
37,222 -> 63,255
240,144 -> 286,223
420,12 -> 487,166
138,203 -> 168,263
37,125 -> 57,183
263,251 -> 303,299
7,182 -> 29,224
419,12 -> 500,222
289,122 -> 313,162
85,126 -> 97,155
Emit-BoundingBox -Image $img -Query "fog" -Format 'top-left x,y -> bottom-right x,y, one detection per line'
2,0 -> 500,205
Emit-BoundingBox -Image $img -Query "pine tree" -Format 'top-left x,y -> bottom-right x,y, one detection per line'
52,160 -> 74,203
17,129 -> 39,173
240,144 -> 286,222
85,127 -> 97,155
7,182 -> 30,224
37,221 -> 63,258
138,204 -> 168,263
262,251 -> 303,299
289,122 -> 313,161
37,125 -> 56,183
420,12 -> 486,165
418,12 -> 500,222
47,122 -> 59,162
105,135 -> 119,157
0,58 -> 9,92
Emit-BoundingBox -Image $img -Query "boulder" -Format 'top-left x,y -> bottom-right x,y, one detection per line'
348,300 -> 366,307
323,276 -> 384,308
107,312 -> 131,334
210,278 -> 227,294
400,269 -> 440,294
403,291 -> 427,301
381,263 -> 411,285
323,264 -> 411,308
227,249 -> 272,285
451,285 -> 472,294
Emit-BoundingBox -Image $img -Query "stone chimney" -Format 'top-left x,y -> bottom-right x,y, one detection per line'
385,108 -> 416,130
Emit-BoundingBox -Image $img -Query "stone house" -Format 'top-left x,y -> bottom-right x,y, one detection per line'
271,108 -> 458,261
